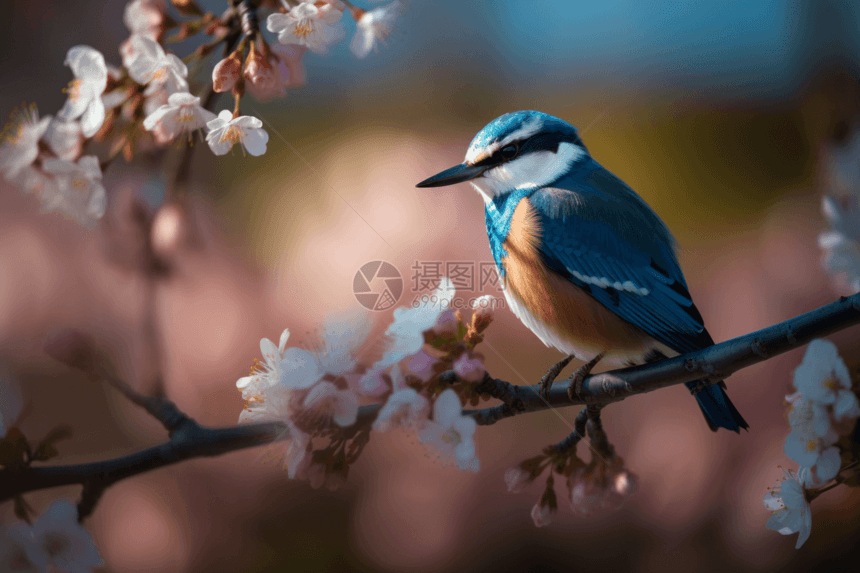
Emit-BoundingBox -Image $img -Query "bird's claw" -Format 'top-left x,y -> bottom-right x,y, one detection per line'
565,352 -> 606,402
539,355 -> 575,401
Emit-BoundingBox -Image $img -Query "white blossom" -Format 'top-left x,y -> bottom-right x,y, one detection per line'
123,0 -> 165,39
267,2 -> 346,55
0,523 -> 48,573
284,422 -> 311,478
404,349 -> 437,382
58,46 -> 108,138
0,105 -> 50,179
419,389 -> 479,472
43,119 -> 82,161
792,339 -> 852,404
783,339 -> 859,486
237,329 -> 291,391
783,393 -> 840,486
453,353 -> 485,382
271,44 -> 307,89
302,380 -> 359,427
7,165 -> 57,205
471,294 -> 496,320
372,388 -> 430,432
31,500 -> 103,573
369,278 -> 456,371
41,156 -> 107,226
764,468 -> 813,549
205,111 -> 269,156
142,92 -> 216,144
530,501 -> 554,528
127,36 -> 188,97
504,467 -> 532,493
349,1 -> 402,59
568,467 -> 637,514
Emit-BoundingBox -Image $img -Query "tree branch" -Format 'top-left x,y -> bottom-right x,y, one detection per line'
3,293 -> 860,504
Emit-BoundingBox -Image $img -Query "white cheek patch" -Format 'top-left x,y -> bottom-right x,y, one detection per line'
471,142 -> 584,202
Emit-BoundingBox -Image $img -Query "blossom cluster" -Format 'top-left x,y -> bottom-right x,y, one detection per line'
236,280 -> 495,486
504,440 -> 637,527
763,339 -> 860,548
0,501 -> 103,573
1,0 -> 406,227
819,126 -> 860,293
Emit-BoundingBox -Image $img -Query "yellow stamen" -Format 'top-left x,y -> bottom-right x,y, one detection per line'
0,103 -> 38,145
63,80 -> 83,101
293,21 -> 314,39
441,429 -> 462,445
219,125 -> 242,145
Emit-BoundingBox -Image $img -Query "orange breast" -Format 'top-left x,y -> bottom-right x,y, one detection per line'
500,197 -> 672,364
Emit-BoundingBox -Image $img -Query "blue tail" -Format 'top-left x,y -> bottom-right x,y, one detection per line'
686,380 -> 749,433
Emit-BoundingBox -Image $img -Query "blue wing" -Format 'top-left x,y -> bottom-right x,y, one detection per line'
528,165 -> 748,433
529,171 -> 712,354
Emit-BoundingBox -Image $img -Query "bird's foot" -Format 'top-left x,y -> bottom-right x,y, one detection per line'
539,355 -> 575,400
567,352 -> 606,402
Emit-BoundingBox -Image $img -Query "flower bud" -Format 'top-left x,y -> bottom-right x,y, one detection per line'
212,51 -> 242,93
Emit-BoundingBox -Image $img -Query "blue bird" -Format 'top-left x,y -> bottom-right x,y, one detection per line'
416,110 -> 748,433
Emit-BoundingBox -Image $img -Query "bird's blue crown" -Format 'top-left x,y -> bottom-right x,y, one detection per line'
465,110 -> 581,163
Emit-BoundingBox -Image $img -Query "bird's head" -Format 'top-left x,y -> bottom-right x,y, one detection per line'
416,110 -> 589,202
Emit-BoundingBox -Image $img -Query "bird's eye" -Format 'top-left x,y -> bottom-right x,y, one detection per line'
500,144 -> 519,160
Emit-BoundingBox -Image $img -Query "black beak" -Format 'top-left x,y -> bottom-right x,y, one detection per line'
416,163 -> 486,188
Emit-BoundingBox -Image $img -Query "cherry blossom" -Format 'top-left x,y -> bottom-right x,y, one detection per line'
123,0 -> 165,39
404,349 -> 437,382
237,329 -> 292,392
349,1 -> 402,59
0,523 -> 49,572
244,48 -> 288,101
0,105 -> 50,179
41,156 -> 107,226
530,501 -> 555,528
453,352 -> 485,382
369,278 -> 455,371
142,92 -> 217,144
372,388 -> 430,432
284,422 -> 311,478
43,119 -> 82,161
504,467 -> 532,494
783,339 -> 859,486
267,1 -> 346,55
819,191 -> 860,293
58,46 -> 108,138
764,468 -> 813,549
302,380 -> 359,427
471,294 -> 496,320
212,52 -> 242,93
568,467 -> 637,514
127,35 -> 189,97
205,111 -> 269,156
419,389 -> 479,472
271,44 -> 307,89
31,500 -> 103,573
